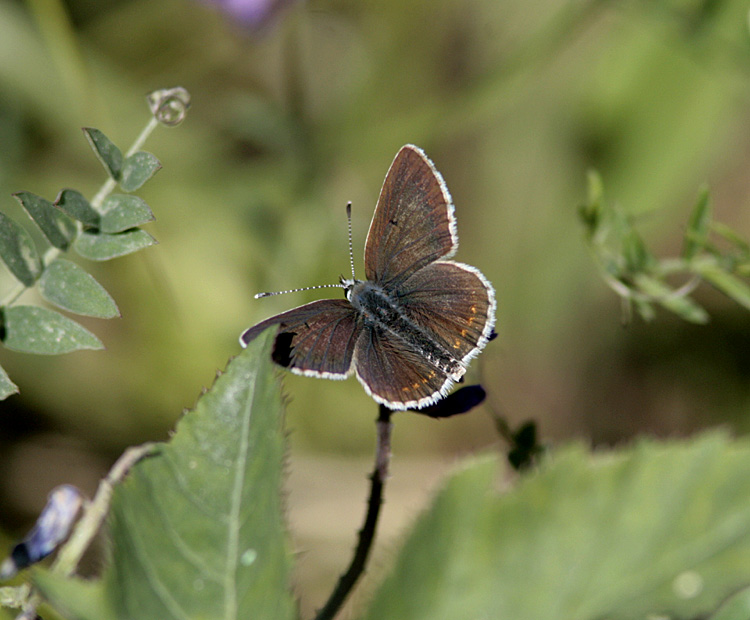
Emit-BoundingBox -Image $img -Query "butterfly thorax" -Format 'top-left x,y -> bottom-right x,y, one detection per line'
346,280 -> 464,379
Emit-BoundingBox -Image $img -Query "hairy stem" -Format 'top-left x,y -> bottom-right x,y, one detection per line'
314,405 -> 393,620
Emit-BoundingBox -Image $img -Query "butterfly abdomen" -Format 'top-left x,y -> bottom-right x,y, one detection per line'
349,281 -> 463,379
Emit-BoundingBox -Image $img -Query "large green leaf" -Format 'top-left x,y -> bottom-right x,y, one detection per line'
708,586 -> 750,620
362,433 -> 750,620
35,329 -> 296,620
39,259 -> 119,318
0,212 -> 41,286
13,191 -> 77,250
1,306 -> 103,354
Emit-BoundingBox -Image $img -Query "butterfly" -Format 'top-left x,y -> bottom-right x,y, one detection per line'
240,144 -> 496,410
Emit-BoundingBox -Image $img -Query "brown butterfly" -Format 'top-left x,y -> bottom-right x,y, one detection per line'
240,145 -> 496,410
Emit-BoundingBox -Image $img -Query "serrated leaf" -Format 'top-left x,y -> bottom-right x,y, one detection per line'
74,229 -> 156,261
2,306 -> 103,354
39,259 -> 119,318
55,189 -> 100,228
363,433 -> 750,620
83,128 -> 123,180
695,263 -> 750,312
0,365 -> 19,399
35,329 -> 296,620
101,195 -> 155,233
0,212 -> 42,286
684,188 -> 711,260
634,272 -> 709,323
119,152 -> 161,192
13,191 -> 77,250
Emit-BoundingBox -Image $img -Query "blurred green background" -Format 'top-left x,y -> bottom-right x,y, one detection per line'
2,0 -> 750,615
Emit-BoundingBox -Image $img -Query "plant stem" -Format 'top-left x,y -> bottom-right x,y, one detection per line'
314,405 -> 393,620
51,443 -> 158,577
0,115 -> 161,309
90,116 -> 159,209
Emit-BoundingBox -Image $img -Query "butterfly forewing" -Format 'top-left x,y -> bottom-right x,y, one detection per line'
240,300 -> 361,377
364,145 -> 457,287
354,325 -> 454,409
397,261 -> 496,364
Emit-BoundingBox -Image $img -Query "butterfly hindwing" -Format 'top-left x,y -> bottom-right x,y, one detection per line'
396,261 -> 496,365
353,324 -> 455,410
240,299 -> 362,378
364,145 -> 457,288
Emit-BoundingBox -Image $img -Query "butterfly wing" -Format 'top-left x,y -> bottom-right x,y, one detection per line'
397,261 -> 496,365
353,261 -> 496,410
354,324 -> 456,410
240,300 -> 362,378
398,261 -> 496,365
364,145 -> 457,288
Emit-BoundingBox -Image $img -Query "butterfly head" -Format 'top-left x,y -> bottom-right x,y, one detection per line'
340,275 -> 361,302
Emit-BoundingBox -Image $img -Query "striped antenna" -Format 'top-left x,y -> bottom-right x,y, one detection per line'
346,202 -> 356,280
254,203 -> 356,299
254,283 -> 345,299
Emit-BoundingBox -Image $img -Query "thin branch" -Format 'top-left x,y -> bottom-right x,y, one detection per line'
314,405 -> 393,620
51,442 -> 158,577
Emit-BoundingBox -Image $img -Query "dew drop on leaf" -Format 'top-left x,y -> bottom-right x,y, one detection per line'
240,549 -> 257,566
673,570 -> 703,599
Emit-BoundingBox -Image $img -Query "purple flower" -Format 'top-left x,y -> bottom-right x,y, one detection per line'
198,0 -> 298,31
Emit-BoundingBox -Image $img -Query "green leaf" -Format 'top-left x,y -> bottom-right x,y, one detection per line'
34,570 -> 111,620
101,195 -> 155,233
578,170 -> 604,234
74,229 -> 157,261
0,212 -> 42,286
712,222 -> 750,254
55,189 -> 100,228
0,365 -> 19,400
39,259 -> 119,318
708,585 -> 750,620
119,152 -> 161,192
622,229 -> 653,273
2,306 -> 103,354
633,297 -> 656,322
684,187 -> 711,260
633,273 -> 709,324
363,433 -> 750,620
695,263 -> 750,312
13,191 -> 77,250
83,128 -> 123,180
35,329 -> 296,620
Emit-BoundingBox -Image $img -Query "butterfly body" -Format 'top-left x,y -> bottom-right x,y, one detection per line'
241,144 -> 496,410
346,278 -> 465,380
